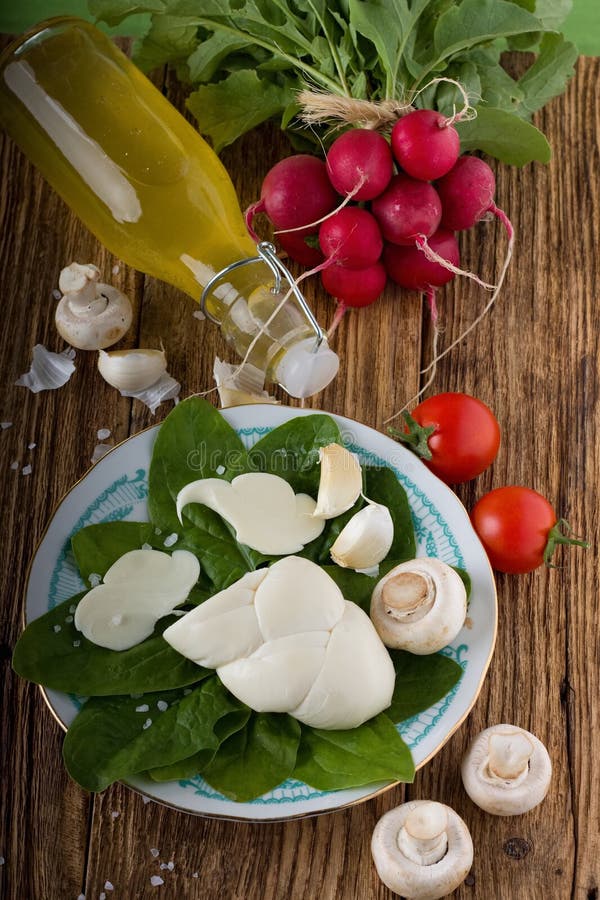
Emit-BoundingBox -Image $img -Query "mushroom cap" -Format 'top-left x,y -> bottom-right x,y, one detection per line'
55,281 -> 132,350
371,800 -> 473,899
461,724 -> 552,816
370,558 -> 467,654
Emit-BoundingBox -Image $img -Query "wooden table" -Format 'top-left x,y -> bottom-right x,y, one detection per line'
0,46 -> 598,900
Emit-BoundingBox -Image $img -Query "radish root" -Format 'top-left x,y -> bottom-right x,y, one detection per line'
326,301 -> 348,341
415,234 -> 496,290
274,174 -> 367,235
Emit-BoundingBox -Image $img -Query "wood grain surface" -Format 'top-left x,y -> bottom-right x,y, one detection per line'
0,46 -> 598,900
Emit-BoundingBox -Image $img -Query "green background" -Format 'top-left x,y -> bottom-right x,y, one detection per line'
0,0 -> 598,54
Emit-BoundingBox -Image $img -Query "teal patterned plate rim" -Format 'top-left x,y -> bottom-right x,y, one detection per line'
25,404 -> 497,822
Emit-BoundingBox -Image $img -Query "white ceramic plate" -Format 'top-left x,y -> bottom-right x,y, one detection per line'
25,404 -> 496,821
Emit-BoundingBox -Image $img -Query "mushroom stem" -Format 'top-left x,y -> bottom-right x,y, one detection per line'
382,571 -> 435,622
398,802 -> 449,866
486,731 -> 534,782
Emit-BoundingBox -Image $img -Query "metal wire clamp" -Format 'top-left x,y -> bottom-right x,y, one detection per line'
199,241 -> 324,349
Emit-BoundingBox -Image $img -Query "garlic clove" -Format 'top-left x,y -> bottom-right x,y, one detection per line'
98,348 -> 167,392
55,262 -> 132,350
330,503 -> 394,569
313,443 -> 362,519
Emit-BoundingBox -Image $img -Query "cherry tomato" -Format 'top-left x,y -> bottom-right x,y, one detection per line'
391,392 -> 500,484
471,486 -> 587,574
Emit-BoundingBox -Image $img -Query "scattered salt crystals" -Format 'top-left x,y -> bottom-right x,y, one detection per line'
142,718 -> 152,730
53,625 -> 61,633
97,427 -> 111,441
110,614 -> 123,627
69,604 -> 77,614
65,615 -> 74,624
73,640 -> 81,648
1,421 -> 12,430
150,848 -> 160,858
104,881 -> 114,891
192,309 -> 205,321
120,373 -> 181,415
192,872 -> 198,878
142,795 -> 152,805
150,876 -> 164,887
154,527 -> 162,536
10,461 -> 19,471
15,344 -> 76,393
183,688 -> 192,696
91,443 -> 112,465
216,465 -> 226,475
100,894 -> 106,900
160,862 -> 174,871
28,442 -> 36,450
141,542 -> 152,551
131,693 -> 143,699
89,573 -> 102,587
171,610 -> 186,617
136,704 -> 150,713
111,811 -> 119,820
22,464 -> 32,476
52,289 -> 62,301
156,700 -> 168,712
0,856 -> 4,865
163,533 -> 178,548
77,894 -> 85,900
112,265 -> 120,275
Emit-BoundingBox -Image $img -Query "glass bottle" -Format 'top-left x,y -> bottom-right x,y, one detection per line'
0,17 -> 338,397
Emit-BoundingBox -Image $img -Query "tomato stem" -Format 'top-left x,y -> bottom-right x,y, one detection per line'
543,518 -> 589,567
389,411 -> 435,460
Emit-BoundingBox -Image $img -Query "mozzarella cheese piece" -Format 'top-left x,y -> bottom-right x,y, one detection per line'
164,556 -> 395,730
74,548 -> 200,651
175,473 -> 326,555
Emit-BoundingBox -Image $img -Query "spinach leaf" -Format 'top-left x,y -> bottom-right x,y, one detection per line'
387,650 -> 463,723
365,466 -> 416,562
12,594 -> 208,696
63,677 -> 245,791
148,397 -> 249,533
322,565 -> 377,613
178,518 -> 255,591
200,713 -> 301,801
452,565 -> 472,601
247,414 -> 342,495
72,521 -> 156,585
294,713 -> 414,790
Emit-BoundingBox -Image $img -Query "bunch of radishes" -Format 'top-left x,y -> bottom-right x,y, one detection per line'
246,109 -> 512,332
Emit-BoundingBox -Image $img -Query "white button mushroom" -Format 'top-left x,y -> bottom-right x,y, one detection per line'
175,473 -> 326,555
461,724 -> 552,815
370,558 -> 467,655
313,443 -> 363,519
74,549 -> 200,651
164,556 -> 395,730
330,502 -> 394,570
371,800 -> 473,899
55,262 -> 132,350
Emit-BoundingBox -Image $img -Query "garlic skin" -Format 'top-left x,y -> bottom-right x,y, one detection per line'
313,443 -> 363,519
213,357 -> 278,408
330,503 -> 394,569
15,344 -> 76,393
55,262 -> 132,350
98,348 -> 167,392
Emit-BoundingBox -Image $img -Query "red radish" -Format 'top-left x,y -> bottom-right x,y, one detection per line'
245,155 -> 338,239
371,175 -> 442,245
326,129 -> 393,201
383,230 -> 459,290
436,156 -> 497,231
391,110 -> 460,181
319,207 -> 383,269
321,260 -> 387,308
278,231 -> 324,267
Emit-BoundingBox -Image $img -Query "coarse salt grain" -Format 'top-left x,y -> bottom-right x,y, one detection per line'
157,700 -> 168,712
65,615 -> 73,623
111,811 -> 119,820
150,876 -> 164,887
150,848 -> 160,858
89,573 -> 102,587
28,442 -> 36,450
141,542 -> 152,551
192,309 -> 205,320
216,465 -> 226,475
104,881 -> 114,891
100,893 -> 106,900
171,610 -> 186,617
52,289 -> 62,300
10,461 -> 19,470
53,625 -> 61,633
69,604 -> 77,613
91,443 -> 112,465
73,640 -> 81,648
1,421 -> 12,430
142,795 -> 152,805
143,718 -> 152,730
77,894 -> 85,900
112,265 -> 120,275
160,862 -> 175,871
136,704 -> 150,713
154,527 -> 162,535
183,689 -> 192,696
192,872 -> 198,878
97,427 -> 111,441
0,857 -> 4,865
163,533 -> 178,548
22,464 -> 32,476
